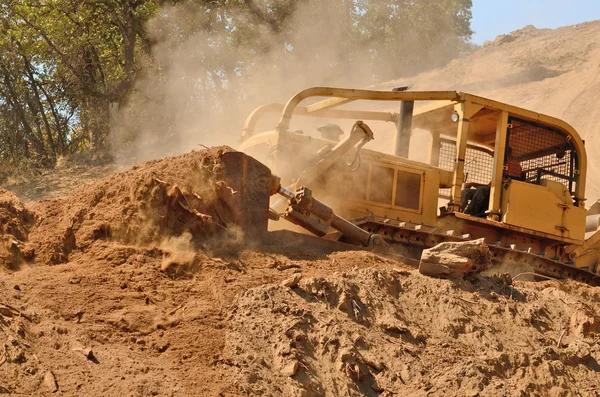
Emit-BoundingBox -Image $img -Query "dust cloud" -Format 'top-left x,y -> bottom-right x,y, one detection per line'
110,1 -> 466,165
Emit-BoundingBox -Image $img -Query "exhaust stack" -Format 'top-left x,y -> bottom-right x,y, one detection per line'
393,87 -> 414,158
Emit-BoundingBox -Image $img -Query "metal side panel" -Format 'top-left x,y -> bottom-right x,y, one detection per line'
501,180 -> 585,241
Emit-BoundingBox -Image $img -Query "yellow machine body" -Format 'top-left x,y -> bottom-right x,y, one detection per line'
239,87 -> 599,274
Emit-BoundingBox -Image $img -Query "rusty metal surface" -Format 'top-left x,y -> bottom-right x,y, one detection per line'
217,152 -> 273,242
284,187 -> 380,247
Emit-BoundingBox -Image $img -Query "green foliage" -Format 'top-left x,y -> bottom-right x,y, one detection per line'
0,0 -> 474,179
200,0 -> 474,81
0,0 -> 162,180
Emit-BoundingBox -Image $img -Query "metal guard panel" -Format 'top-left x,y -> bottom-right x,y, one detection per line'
502,180 -> 585,242
337,162 -> 439,228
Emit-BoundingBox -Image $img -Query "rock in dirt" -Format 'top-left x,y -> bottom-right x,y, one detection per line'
419,238 -> 492,278
280,360 -> 299,377
72,345 -> 96,361
376,314 -> 408,334
42,371 -> 58,392
281,273 -> 302,288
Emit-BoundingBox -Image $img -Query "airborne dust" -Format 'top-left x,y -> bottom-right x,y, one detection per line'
2,2 -> 600,395
110,1 -> 467,165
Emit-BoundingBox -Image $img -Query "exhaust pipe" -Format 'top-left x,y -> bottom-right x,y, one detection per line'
393,87 -> 414,158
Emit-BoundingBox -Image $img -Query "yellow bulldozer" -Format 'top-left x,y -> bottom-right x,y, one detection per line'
237,87 -> 600,285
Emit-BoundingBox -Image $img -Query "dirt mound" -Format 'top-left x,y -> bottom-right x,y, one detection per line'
220,269 -> 600,396
0,242 -> 400,396
0,189 -> 34,269
1,145 -> 599,396
373,20 -> 600,200
25,146 -> 248,265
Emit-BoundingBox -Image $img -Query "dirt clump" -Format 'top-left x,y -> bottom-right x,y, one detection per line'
419,238 -> 492,278
25,146 -> 247,265
0,189 -> 35,269
219,269 -> 600,396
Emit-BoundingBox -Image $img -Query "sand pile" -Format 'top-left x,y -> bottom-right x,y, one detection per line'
220,269 -> 600,396
22,146 -> 252,266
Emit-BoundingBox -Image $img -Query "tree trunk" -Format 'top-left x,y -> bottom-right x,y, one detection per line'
22,55 -> 57,158
0,64 -> 47,159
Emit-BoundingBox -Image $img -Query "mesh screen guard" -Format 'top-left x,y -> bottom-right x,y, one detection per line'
507,117 -> 578,194
439,138 -> 494,198
437,117 -> 579,200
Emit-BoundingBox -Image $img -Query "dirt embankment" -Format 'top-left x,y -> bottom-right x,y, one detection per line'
6,146 -> 242,269
0,147 -> 599,396
220,269 -> 600,396
377,20 -> 600,201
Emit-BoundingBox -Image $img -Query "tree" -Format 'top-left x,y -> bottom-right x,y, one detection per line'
0,0 -> 162,166
113,0 -> 474,153
0,0 -> 474,179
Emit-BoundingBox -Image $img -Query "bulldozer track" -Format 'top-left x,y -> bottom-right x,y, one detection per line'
360,220 -> 600,286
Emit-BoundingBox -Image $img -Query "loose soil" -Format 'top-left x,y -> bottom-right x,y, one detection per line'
1,147 -> 599,396
2,21 -> 600,397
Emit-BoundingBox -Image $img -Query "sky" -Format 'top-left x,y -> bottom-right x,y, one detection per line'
471,0 -> 600,44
